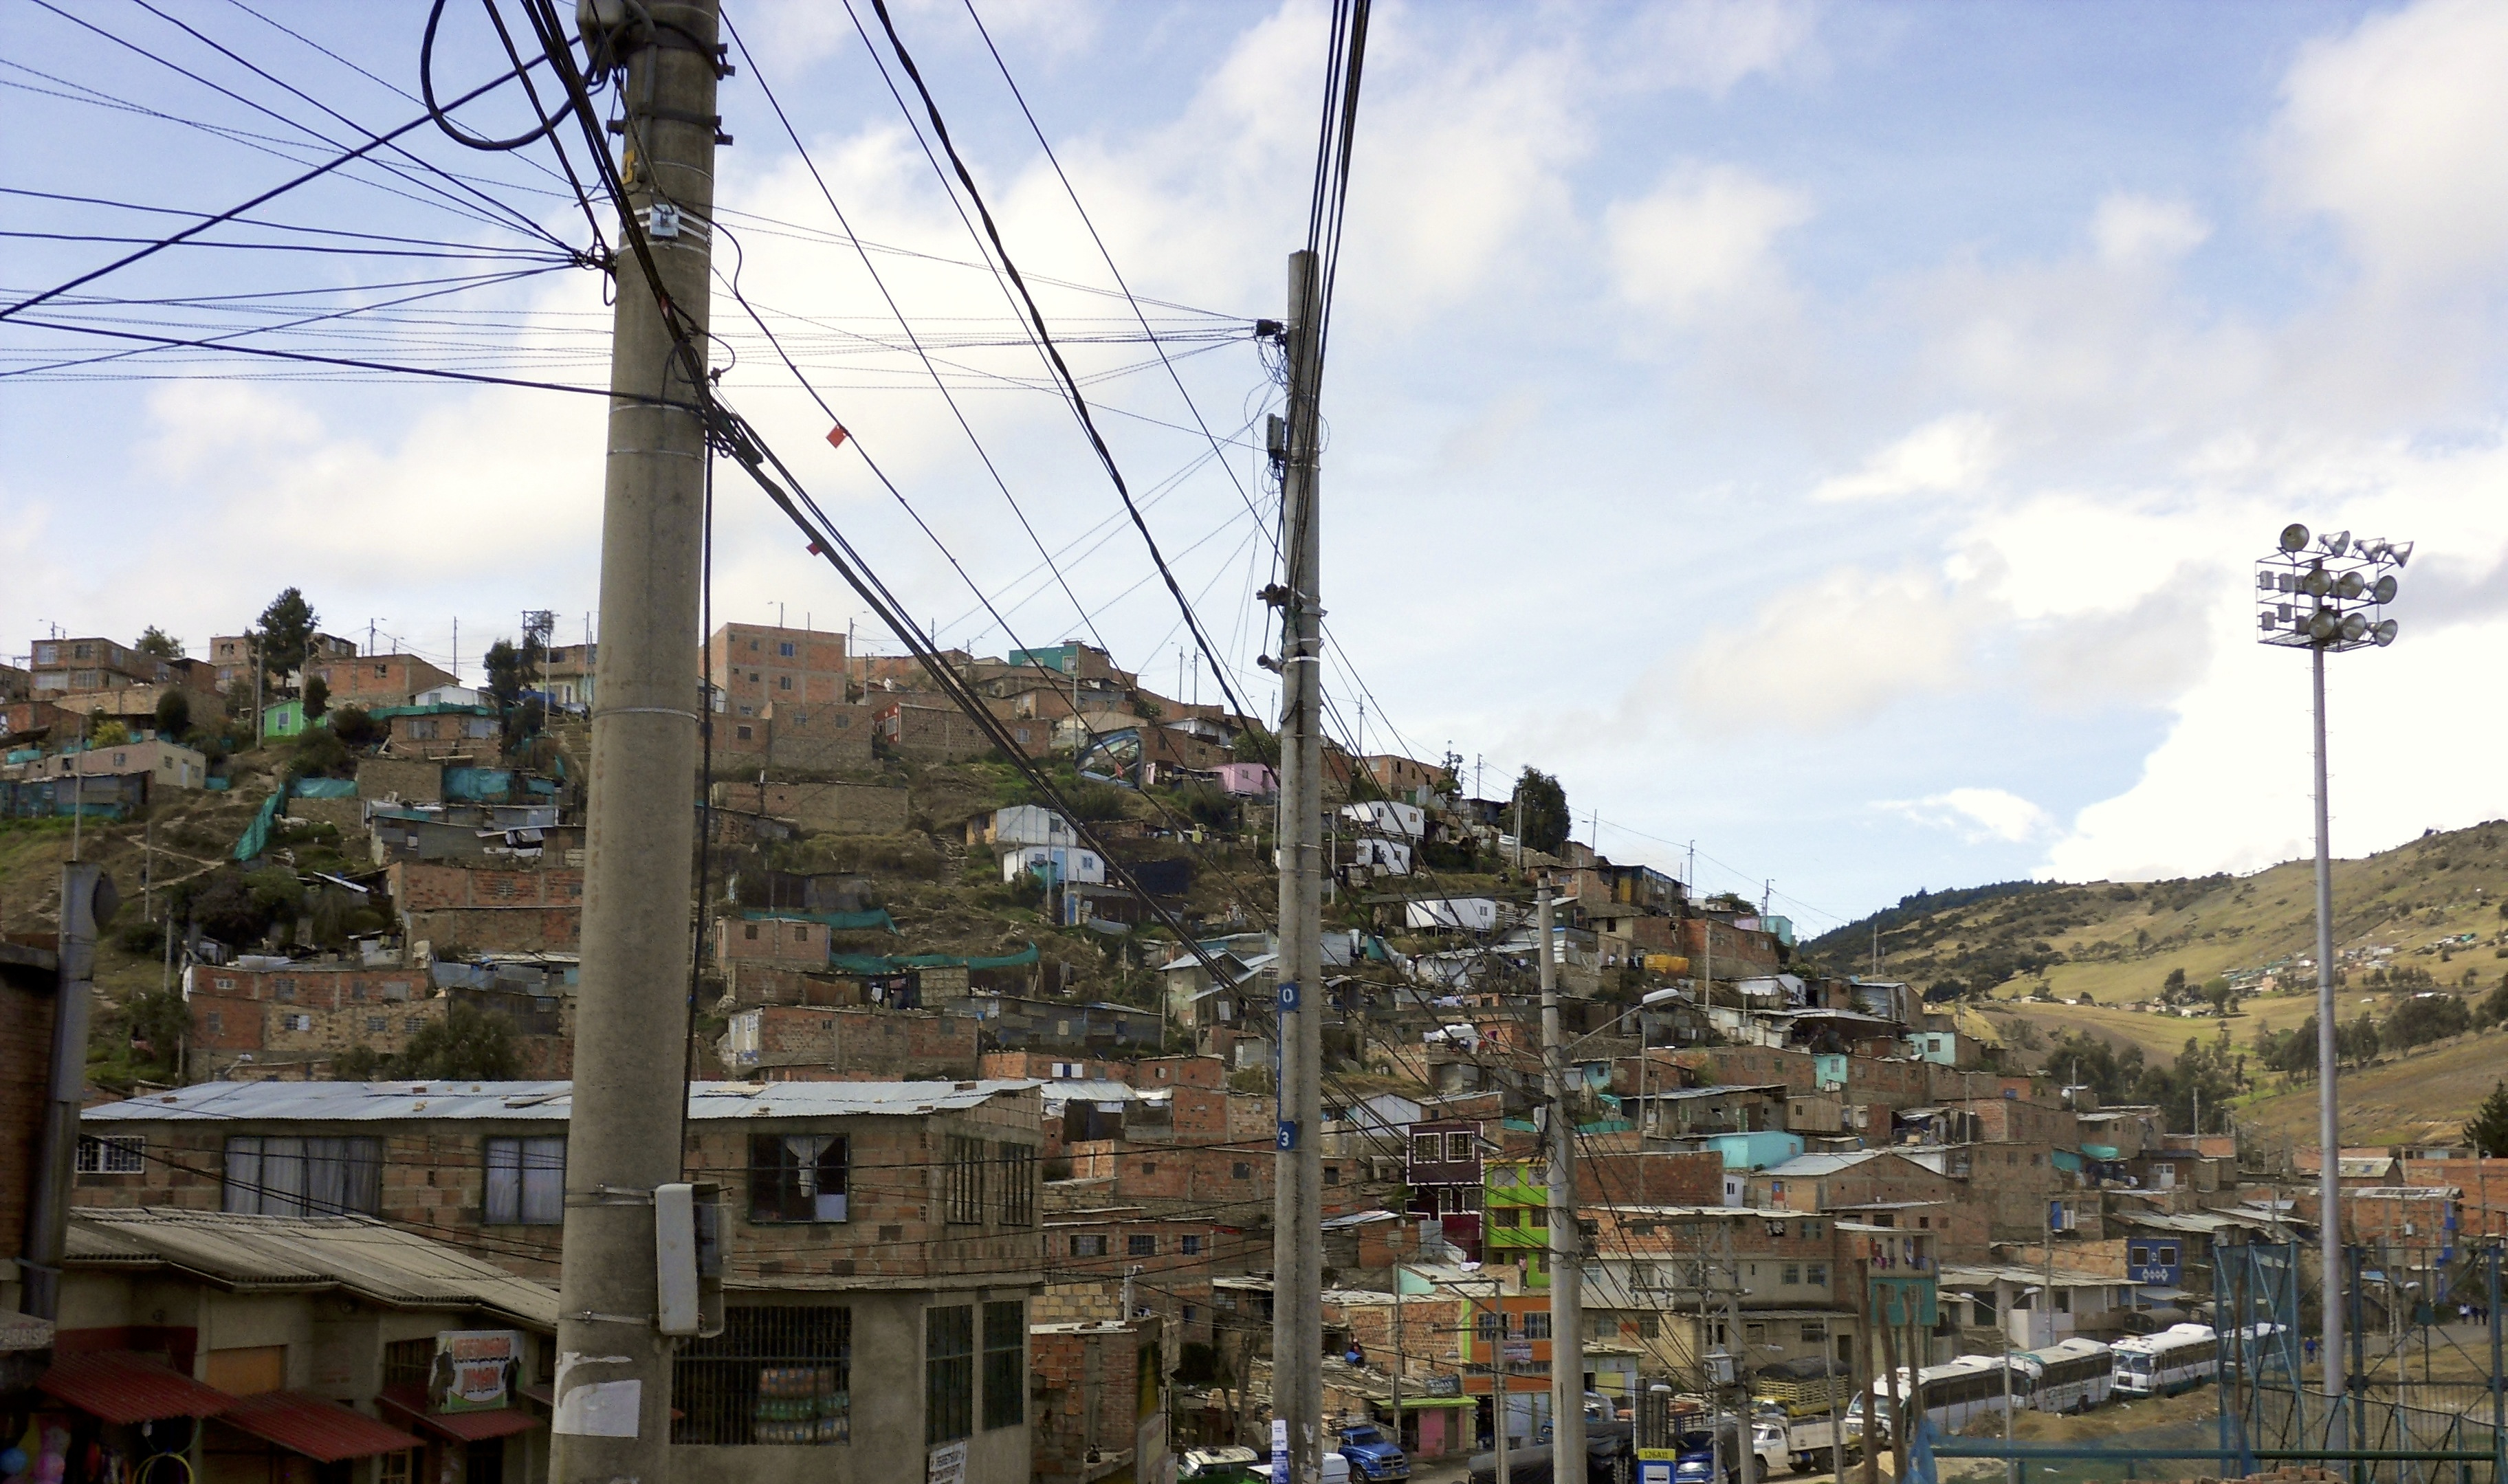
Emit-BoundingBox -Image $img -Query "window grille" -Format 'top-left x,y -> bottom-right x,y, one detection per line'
485,1137 -> 566,1224
945,1137 -> 985,1225
76,1135 -> 143,1175
1637,1314 -> 1660,1339
223,1136 -> 381,1216
1128,1234 -> 1156,1256
383,1339 -> 434,1391
1180,1234 -> 1204,1256
674,1306 -> 850,1446
750,1136 -> 846,1222
998,1144 -> 1035,1227
1071,1234 -> 1107,1257
925,1306 -> 974,1446
1412,1134 -> 1439,1165
1807,1263 -> 1828,1287
1446,1131 -> 1473,1162
1521,1314 -> 1552,1340
981,1302 -> 1023,1430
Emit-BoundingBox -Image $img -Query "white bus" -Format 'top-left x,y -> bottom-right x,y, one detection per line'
2012,1339 -> 2113,1414
1845,1356 -> 2018,1441
2111,1324 -> 2217,1397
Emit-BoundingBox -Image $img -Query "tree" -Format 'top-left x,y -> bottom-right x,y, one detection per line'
331,706 -> 383,748
397,1004 -> 521,1080
2162,967 -> 2188,998
153,688 -> 190,738
135,626 -> 185,661
483,638 -> 527,711
89,718 -> 131,747
254,588 -> 320,680
302,674 -> 330,720
1510,766 -> 1570,855
2201,978 -> 2236,1015
2469,1081 -> 2508,1158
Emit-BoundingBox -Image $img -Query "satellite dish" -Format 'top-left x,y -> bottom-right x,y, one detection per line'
2321,529 -> 2352,556
2370,575 -> 2398,604
2307,609 -> 2341,643
2373,619 -> 2399,647
2278,523 -> 2311,553
2340,612 -> 2369,643
2335,572 -> 2365,599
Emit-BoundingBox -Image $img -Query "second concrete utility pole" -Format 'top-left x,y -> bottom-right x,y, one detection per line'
1541,883 -> 1586,1479
1271,247 -> 1328,1484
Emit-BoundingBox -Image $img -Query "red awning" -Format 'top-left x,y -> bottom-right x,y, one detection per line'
377,1388 -> 543,1443
217,1392 -> 422,1461
40,1352 -> 234,1424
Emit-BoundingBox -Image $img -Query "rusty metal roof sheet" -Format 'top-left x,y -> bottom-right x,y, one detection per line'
218,1391 -> 423,1461
39,1351 -> 235,1424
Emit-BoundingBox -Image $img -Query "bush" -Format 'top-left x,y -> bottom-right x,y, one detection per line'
331,706 -> 383,748
287,726 -> 352,780
154,690 -> 191,738
116,919 -> 166,956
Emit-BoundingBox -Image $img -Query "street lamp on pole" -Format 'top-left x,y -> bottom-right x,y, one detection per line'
2254,520 -> 2408,1451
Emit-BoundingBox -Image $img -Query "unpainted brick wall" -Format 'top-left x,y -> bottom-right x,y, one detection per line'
0,977 -> 57,1263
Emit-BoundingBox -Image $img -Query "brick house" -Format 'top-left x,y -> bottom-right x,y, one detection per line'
311,654 -> 459,709
1028,1318 -> 1167,1484
877,700 -> 995,763
388,862 -> 583,953
708,699 -> 880,773
376,704 -> 500,757
78,1079 -> 1048,1484
716,914 -> 832,973
720,1005 -> 982,1081
182,962 -> 446,1081
1581,1206 -> 1863,1385
705,622 -> 851,718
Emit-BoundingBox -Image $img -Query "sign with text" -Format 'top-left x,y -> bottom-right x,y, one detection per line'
432,1330 -> 525,1413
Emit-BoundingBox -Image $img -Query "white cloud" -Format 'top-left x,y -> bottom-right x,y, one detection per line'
1605,164 -> 1811,326
2091,194 -> 2210,266
2268,0 -> 2508,296
1616,0 -> 1822,96
1812,412 -> 2000,502
1880,788 -> 2056,845
1673,566 -> 1984,732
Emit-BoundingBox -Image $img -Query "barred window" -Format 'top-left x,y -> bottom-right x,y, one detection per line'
1128,1234 -> 1157,1256
1521,1313 -> 1552,1340
982,1302 -> 1023,1430
674,1306 -> 850,1446
750,1136 -> 846,1223
223,1136 -> 380,1216
76,1135 -> 144,1175
1071,1234 -> 1107,1257
485,1136 -> 566,1224
1475,1311 -> 1505,1340
945,1137 -> 986,1226
1637,1314 -> 1660,1339
383,1339 -> 434,1391
1180,1234 -> 1204,1256
998,1143 -> 1036,1227
926,1306 -> 974,1446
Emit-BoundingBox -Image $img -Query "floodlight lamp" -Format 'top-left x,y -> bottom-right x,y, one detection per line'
2308,610 -> 2341,643
2373,619 -> 2399,647
2335,571 -> 2365,600
2370,575 -> 2398,604
2278,523 -> 2311,553
2340,612 -> 2368,643
2256,572 -> 2276,591
2388,541 -> 2413,568
2321,530 -> 2352,556
2302,570 -> 2332,598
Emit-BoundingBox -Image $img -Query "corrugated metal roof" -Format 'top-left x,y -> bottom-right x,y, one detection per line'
1760,1151 -> 1889,1176
40,1351 -> 236,1423
69,1209 -> 558,1327
85,1078 -> 1037,1125
219,1390 -> 424,1461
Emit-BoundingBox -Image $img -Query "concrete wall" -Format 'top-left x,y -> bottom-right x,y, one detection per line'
729,1006 -> 980,1080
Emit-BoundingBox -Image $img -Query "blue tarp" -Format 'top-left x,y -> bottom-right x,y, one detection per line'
740,908 -> 898,935
828,942 -> 1040,974
443,767 -> 514,801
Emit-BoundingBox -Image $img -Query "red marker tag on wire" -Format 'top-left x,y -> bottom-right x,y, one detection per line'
826,423 -> 849,450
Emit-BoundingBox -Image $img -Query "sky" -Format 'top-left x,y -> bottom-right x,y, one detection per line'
7,0 -> 2508,933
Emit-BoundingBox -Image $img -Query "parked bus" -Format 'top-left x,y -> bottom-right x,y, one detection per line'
2111,1324 -> 2217,1397
2011,1339 -> 2113,1414
1845,1356 -> 2018,1441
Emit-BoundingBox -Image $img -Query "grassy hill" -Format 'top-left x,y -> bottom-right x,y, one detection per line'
1801,819 -> 2508,1145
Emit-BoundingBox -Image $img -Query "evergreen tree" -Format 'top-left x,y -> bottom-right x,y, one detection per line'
2469,1081 -> 2508,1158
1510,766 -> 1571,854
254,588 -> 319,680
135,625 -> 184,660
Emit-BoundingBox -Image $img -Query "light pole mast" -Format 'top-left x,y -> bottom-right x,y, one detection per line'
551,9 -> 721,1484
2254,521 -> 2408,1450
1272,247 -> 1327,1484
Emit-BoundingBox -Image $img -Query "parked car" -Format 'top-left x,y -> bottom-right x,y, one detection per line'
1182,1448 -> 1263,1484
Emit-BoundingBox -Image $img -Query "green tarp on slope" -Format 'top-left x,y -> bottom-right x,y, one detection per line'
291,777 -> 358,798
233,792 -> 281,861
827,942 -> 1040,975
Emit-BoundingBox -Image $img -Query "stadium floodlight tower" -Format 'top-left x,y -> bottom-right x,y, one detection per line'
2254,521 -> 2406,1443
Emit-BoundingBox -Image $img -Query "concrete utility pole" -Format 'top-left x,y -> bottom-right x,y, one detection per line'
550,8 -> 720,1484
1541,885 -> 1587,1481
22,864 -> 110,1320
1272,246 -> 1328,1484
